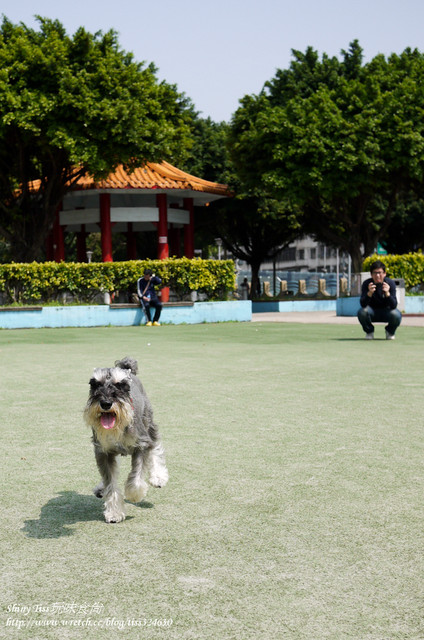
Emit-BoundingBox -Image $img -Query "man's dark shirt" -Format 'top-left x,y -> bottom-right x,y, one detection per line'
360,276 -> 397,310
137,276 -> 162,302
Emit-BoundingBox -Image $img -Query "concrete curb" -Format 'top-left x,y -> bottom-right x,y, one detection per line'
251,311 -> 424,327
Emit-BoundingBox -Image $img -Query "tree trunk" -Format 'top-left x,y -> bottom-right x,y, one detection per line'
349,246 -> 364,274
7,219 -> 51,262
249,261 -> 261,299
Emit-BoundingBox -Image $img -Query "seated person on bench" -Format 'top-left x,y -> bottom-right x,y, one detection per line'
137,269 -> 162,326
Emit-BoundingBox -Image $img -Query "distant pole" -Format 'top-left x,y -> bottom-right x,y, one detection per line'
216,238 -> 222,260
336,248 -> 340,297
348,254 -> 352,293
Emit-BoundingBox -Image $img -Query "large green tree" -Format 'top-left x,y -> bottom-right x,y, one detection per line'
229,42 -> 424,272
205,192 -> 301,297
181,115 -> 229,184
182,115 -> 302,296
381,195 -> 424,254
0,17 -> 193,262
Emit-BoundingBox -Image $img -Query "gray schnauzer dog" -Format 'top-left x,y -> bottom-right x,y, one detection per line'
83,357 -> 168,523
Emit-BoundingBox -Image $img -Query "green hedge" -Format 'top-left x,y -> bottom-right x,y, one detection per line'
362,252 -> 424,291
0,258 -> 236,305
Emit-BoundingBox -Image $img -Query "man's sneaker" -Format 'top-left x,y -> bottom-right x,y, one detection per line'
385,330 -> 395,340
365,332 -> 374,340
145,321 -> 152,326
153,321 -> 161,326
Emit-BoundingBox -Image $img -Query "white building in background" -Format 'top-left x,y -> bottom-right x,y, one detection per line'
233,236 -> 352,297
261,236 -> 351,273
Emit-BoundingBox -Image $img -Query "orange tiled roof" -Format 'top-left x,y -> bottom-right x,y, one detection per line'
71,161 -> 230,196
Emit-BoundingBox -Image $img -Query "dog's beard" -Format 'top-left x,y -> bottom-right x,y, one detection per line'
84,399 -> 134,437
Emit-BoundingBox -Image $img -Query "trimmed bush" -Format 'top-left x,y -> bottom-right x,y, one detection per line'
0,258 -> 236,305
363,252 -> 424,291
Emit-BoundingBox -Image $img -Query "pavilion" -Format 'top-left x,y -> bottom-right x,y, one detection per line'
47,161 -> 231,263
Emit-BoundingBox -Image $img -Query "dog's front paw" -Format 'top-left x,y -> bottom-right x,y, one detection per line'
104,509 -> 126,524
103,490 -> 125,523
149,469 -> 169,488
125,479 -> 148,503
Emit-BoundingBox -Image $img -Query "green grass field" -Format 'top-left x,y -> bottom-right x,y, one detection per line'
1,321 -> 423,640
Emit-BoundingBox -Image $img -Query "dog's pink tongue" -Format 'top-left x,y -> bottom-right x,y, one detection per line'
100,413 -> 116,429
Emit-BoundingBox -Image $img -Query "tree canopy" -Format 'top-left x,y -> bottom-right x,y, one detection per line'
228,41 -> 424,271
0,16 -> 193,261
181,116 -> 230,184
200,191 -> 301,296
182,116 -> 301,296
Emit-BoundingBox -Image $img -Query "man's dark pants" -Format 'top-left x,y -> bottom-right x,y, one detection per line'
144,299 -> 162,323
357,305 -> 402,336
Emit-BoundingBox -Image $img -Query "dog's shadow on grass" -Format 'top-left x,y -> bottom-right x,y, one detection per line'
22,491 -> 154,538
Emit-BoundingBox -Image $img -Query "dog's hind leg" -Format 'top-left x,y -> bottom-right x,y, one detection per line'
125,450 -> 149,503
146,442 -> 169,488
94,449 -> 126,523
93,481 -> 104,498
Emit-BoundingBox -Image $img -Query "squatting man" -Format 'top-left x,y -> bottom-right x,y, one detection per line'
357,260 -> 402,340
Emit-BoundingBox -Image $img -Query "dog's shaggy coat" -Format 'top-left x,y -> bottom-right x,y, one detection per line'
83,357 -> 168,523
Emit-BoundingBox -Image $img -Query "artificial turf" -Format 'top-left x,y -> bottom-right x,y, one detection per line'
1,321 -> 423,639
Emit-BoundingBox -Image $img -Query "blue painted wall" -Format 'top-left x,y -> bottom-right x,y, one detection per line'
252,299 -> 337,313
336,297 -> 360,317
1,296 -> 421,328
0,301 -> 252,330
404,297 -> 424,314
336,296 -> 424,316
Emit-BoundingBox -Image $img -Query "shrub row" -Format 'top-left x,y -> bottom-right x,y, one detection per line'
0,258 -> 236,305
362,252 -> 424,291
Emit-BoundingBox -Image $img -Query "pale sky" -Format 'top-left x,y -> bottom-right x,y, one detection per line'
3,0 -> 424,122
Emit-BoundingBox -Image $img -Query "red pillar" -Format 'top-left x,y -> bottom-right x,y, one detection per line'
76,224 -> 87,262
53,206 -> 65,262
156,193 -> 169,260
126,222 -> 137,260
100,193 -> 113,262
156,193 -> 169,302
183,197 -> 194,258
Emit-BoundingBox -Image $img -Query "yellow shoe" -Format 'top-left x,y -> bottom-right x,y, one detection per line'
153,321 -> 161,326
145,321 -> 152,326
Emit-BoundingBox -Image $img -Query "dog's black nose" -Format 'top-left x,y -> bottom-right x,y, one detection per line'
100,400 -> 113,411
